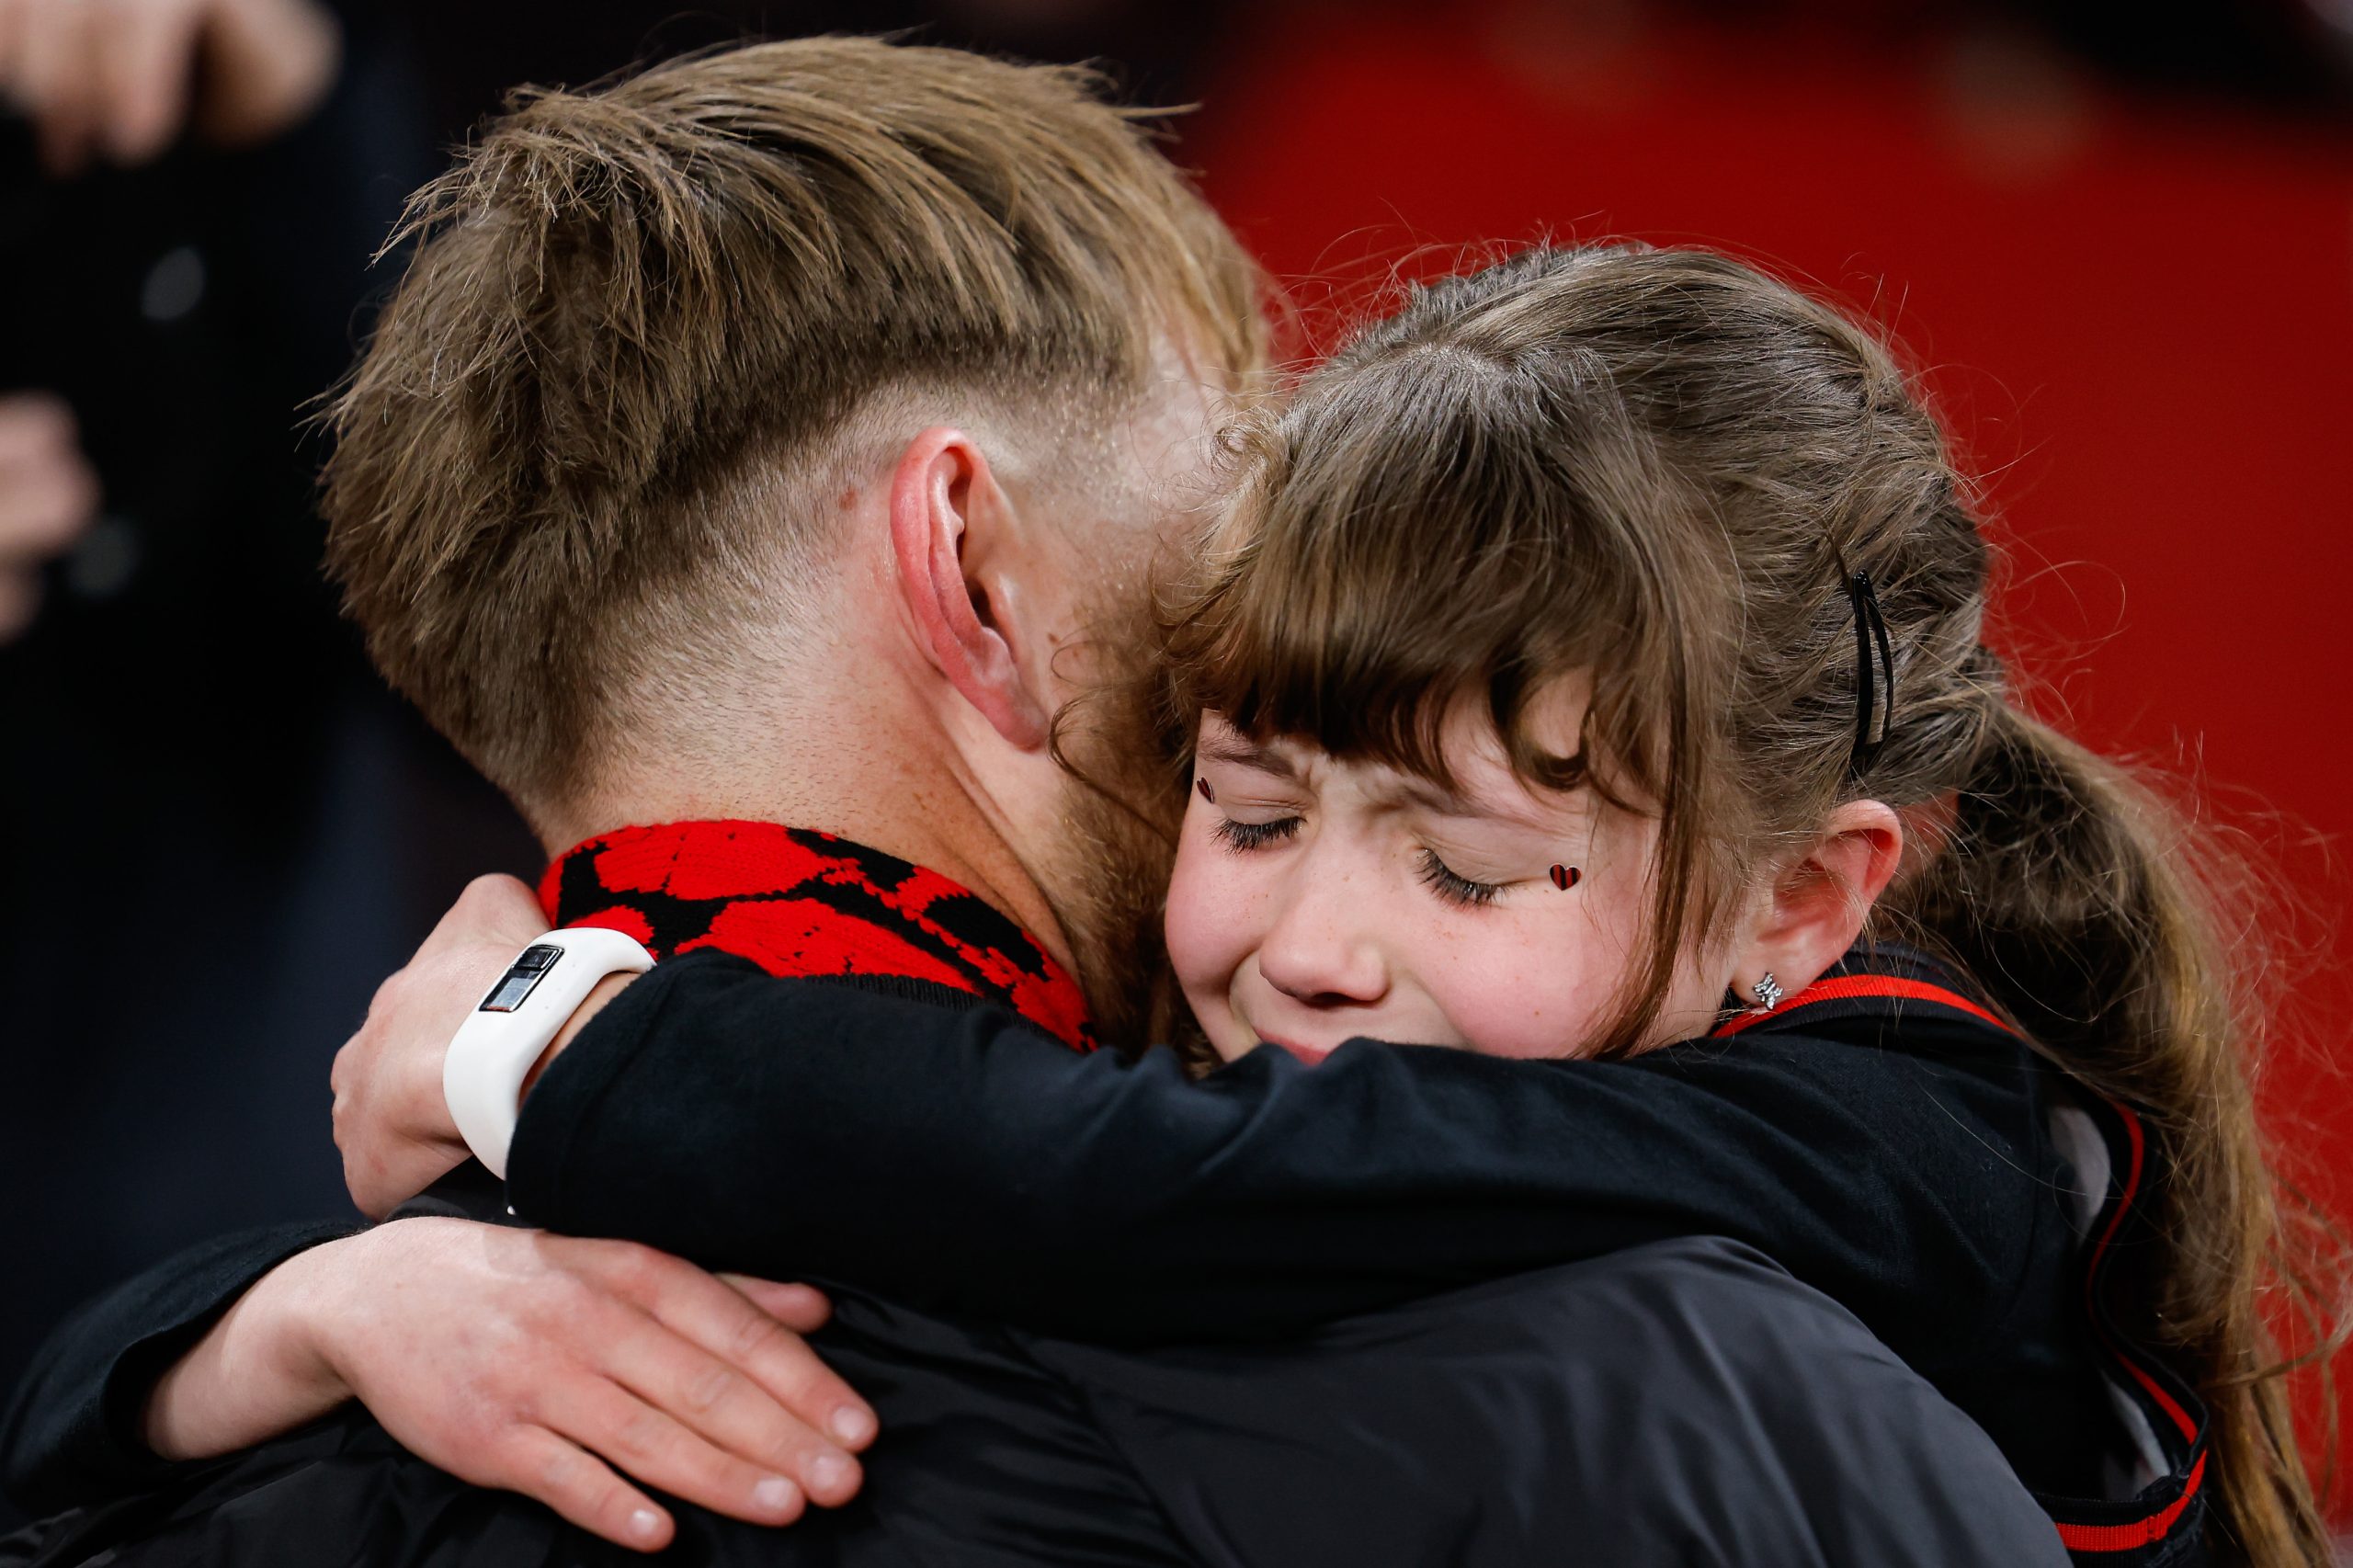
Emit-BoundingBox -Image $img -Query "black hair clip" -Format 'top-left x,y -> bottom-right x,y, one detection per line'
1847,571 -> 1895,776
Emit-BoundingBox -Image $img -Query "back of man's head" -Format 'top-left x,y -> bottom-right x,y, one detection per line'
323,36 -> 1265,821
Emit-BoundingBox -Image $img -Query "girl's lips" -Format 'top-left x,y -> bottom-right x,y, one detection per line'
1259,1034 -> 1336,1067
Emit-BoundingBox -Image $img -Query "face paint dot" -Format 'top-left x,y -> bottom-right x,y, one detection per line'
1549,864 -> 1582,890
1197,778 -> 1216,804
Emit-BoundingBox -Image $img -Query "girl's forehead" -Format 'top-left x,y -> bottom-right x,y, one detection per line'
1198,699 -> 1591,831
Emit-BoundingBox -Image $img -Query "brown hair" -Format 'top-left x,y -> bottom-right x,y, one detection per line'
1166,243 -> 2342,1562
322,35 -> 1266,814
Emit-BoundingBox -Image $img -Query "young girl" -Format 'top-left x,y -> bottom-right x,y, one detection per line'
503,244 -> 2337,1563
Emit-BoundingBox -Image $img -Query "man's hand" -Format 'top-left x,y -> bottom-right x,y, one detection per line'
332,873 -> 554,1216
0,393 -> 97,642
0,0 -> 340,175
148,1220 -> 879,1553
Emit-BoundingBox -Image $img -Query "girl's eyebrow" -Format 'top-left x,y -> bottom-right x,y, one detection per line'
1199,733 -> 1299,780
1390,774 -> 1559,834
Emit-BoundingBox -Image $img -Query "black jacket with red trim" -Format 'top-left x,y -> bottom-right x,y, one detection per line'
1,994 -> 2086,1562
0,819 -> 2200,1566
500,942 -> 2211,1566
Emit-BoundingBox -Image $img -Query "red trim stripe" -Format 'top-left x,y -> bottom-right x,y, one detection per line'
2082,1100 -> 2200,1442
2052,1451 -> 2207,1554
1711,974 -> 2015,1038
2054,1093 -> 2204,1555
1719,970 -> 2208,1556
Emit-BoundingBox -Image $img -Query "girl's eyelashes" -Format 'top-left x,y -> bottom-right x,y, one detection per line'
1211,814 -> 1302,853
1417,849 -> 1506,909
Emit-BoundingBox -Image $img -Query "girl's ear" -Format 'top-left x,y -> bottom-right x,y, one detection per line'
1733,801 -> 1905,1005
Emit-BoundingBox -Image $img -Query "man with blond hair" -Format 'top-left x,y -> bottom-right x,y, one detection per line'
3,36 -> 2064,1568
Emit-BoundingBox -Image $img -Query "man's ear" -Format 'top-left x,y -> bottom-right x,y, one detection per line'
888,426 -> 1052,752
1732,801 -> 1905,1005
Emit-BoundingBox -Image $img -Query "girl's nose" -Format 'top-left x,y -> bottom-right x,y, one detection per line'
1256,872 -> 1390,1009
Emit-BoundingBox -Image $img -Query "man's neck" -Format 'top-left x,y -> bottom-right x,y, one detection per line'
543,724 -> 1077,982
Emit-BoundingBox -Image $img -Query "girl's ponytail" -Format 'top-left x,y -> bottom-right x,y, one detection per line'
1893,680 -> 2341,1564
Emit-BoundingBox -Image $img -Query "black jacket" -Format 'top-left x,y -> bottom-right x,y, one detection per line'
1,957 -> 2087,1567
510,947 -> 2115,1492
487,942 -> 2213,1565
4,1225 -> 2067,1568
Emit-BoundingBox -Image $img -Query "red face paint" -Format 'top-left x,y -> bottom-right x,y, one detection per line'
1549,864 -> 1582,890
1197,778 -> 1216,804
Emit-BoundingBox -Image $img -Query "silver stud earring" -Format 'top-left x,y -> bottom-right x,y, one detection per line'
1750,972 -> 1785,1013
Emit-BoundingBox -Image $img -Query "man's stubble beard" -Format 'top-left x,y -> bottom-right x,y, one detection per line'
1049,764 -> 1181,1051
1035,584 -> 1200,1054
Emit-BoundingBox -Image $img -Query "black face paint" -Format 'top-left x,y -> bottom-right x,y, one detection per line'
1197,778 -> 1216,804
1549,865 -> 1582,890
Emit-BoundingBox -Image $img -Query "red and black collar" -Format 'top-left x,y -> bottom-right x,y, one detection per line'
540,820 -> 1097,1052
1718,946 -> 2210,1566
1711,945 -> 2015,1044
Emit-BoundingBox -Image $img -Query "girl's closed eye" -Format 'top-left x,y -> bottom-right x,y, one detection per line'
1415,849 -> 1507,908
1211,814 -> 1301,853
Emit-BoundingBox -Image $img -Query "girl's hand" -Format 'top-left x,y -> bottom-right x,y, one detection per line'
145,1220 -> 878,1553
332,873 -> 551,1218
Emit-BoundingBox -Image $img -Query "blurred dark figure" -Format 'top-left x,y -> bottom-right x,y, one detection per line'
0,0 -> 535,1523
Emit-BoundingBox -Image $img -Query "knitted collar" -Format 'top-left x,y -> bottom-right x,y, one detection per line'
538,819 -> 1096,1052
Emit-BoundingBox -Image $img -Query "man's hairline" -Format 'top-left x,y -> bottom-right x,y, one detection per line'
548,350 -> 1224,824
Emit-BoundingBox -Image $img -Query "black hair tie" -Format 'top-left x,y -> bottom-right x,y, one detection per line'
1847,570 -> 1896,776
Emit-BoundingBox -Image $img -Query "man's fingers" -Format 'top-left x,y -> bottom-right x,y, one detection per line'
0,1 -> 23,89
601,1307 -> 864,1506
12,0 -> 98,174
0,394 -> 99,562
721,1276 -> 834,1335
94,0 -> 200,163
590,1247 -> 874,1454
0,393 -> 97,641
0,567 -> 43,642
711,1289 -> 877,1452
0,449 -> 98,562
494,1426 -> 676,1554
544,1377 -> 809,1531
0,393 -> 76,462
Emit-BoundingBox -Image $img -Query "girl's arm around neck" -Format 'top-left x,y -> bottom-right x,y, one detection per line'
506,950 -> 2052,1374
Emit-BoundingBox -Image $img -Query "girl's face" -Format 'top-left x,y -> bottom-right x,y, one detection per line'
1165,693 -> 1732,1067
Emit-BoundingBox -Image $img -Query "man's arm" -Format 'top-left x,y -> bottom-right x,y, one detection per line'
3,1214 -> 877,1551
504,950 -> 2040,1378
1,1221 -> 351,1514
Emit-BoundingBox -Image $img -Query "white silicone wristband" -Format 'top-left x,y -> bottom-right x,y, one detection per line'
443,926 -> 655,1179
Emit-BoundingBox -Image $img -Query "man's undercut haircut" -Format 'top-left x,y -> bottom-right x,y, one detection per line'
321,36 -> 1267,814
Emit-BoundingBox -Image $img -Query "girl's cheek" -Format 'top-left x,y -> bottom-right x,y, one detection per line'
1163,830 -> 1259,1054
1421,926 -> 1615,1060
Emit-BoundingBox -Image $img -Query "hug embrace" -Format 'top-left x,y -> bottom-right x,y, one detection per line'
2,34 -> 2336,1568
